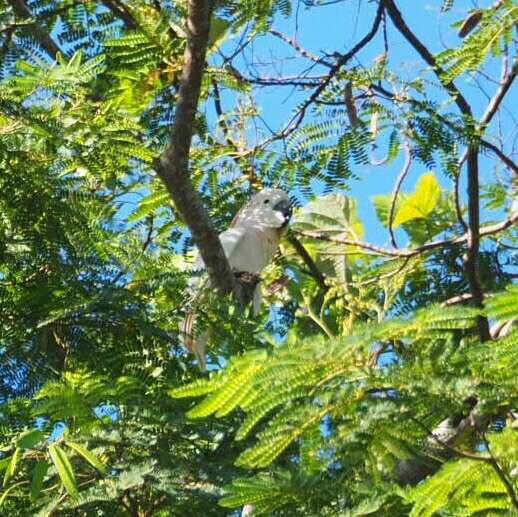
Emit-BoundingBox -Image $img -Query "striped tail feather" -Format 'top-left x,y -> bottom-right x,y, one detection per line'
180,310 -> 208,371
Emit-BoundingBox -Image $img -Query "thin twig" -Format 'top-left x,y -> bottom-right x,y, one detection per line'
269,29 -> 333,66
388,138 -> 412,248
296,210 -> 518,258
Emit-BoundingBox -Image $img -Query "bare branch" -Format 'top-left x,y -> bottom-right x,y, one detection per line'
296,210 -> 518,258
100,0 -> 138,30
287,234 -> 328,291
441,293 -> 474,307
269,29 -> 332,66
388,139 -> 412,248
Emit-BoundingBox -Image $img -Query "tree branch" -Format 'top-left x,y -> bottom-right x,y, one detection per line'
155,0 -> 243,301
296,209 -> 518,258
465,145 -> 490,340
100,0 -> 138,30
382,0 -> 471,116
8,0 -> 62,58
382,0 -> 491,340
269,29 -> 332,66
287,234 -> 328,291
388,138 -> 411,248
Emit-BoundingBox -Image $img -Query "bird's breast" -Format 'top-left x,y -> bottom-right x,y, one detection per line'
228,227 -> 280,274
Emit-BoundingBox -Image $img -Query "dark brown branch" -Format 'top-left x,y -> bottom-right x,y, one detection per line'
480,140 -> 518,176
100,0 -> 138,30
8,0 -> 61,58
296,209 -> 518,258
211,79 -> 234,148
287,235 -> 327,291
382,0 -> 492,340
223,65 -> 324,87
465,145 -> 490,340
382,0 -> 472,116
155,0 -> 243,301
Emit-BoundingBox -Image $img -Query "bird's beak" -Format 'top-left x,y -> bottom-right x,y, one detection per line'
273,199 -> 292,228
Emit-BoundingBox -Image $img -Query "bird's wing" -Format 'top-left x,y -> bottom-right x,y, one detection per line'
180,226 -> 249,370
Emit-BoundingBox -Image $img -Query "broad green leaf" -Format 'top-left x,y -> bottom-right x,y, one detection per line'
3,448 -> 20,487
65,441 -> 106,474
16,429 -> 45,450
30,459 -> 49,503
0,457 -> 11,473
208,17 -> 231,52
48,444 -> 78,497
393,172 -> 441,227
291,193 -> 364,281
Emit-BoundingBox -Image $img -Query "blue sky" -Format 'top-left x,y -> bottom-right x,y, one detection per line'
210,0 -> 517,245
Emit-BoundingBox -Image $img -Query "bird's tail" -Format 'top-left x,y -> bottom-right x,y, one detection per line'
180,310 -> 208,371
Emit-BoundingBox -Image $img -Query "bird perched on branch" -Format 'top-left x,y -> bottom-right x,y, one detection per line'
180,188 -> 292,370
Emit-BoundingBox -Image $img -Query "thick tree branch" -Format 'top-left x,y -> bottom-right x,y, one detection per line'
455,60 -> 518,230
155,0 -> 242,301
8,0 -> 61,58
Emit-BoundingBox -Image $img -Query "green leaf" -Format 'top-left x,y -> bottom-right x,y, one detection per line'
208,17 -> 231,52
291,193 -> 364,281
2,448 -> 20,487
341,495 -> 388,516
48,444 -> 78,497
393,172 -> 441,227
0,457 -> 11,474
30,459 -> 49,503
65,441 -> 106,474
16,429 -> 45,450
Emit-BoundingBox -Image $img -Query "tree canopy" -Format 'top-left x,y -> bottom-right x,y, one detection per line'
0,0 -> 517,515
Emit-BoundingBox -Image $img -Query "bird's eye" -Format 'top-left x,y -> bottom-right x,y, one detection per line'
263,200 -> 270,205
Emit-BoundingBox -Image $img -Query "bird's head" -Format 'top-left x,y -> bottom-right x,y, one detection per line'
232,188 -> 292,230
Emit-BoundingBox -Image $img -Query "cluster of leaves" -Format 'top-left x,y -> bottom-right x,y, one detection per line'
173,290 -> 518,515
0,0 -> 516,516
